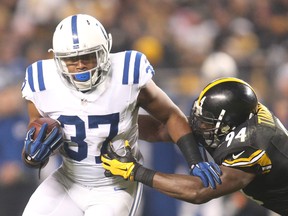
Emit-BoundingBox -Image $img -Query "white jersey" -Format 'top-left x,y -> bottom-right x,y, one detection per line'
22,50 -> 154,187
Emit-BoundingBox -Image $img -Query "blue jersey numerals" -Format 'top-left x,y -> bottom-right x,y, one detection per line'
58,113 -> 119,163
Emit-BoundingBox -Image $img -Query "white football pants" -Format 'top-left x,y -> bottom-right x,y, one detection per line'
22,168 -> 142,216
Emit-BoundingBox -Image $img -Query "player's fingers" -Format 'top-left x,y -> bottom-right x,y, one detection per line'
26,127 -> 36,140
43,127 -> 60,145
197,163 -> 218,188
102,162 -> 111,170
35,123 -> 48,141
201,163 -> 221,187
199,173 -> 209,188
45,127 -> 59,142
101,155 -> 111,164
191,166 -> 209,188
205,171 -> 217,189
210,162 -> 222,176
50,134 -> 63,150
46,127 -> 60,138
206,164 -> 222,183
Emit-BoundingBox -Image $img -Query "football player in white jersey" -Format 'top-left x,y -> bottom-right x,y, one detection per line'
21,14 -> 221,216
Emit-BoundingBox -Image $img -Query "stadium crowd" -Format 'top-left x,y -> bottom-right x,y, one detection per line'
0,0 -> 287,215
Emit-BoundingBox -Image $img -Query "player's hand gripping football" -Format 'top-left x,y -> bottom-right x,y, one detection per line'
101,141 -> 141,181
23,123 -> 63,168
190,161 -> 222,189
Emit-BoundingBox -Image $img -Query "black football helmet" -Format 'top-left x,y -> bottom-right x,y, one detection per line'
190,77 -> 258,148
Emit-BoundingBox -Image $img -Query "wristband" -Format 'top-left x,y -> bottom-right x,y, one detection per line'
176,132 -> 203,167
134,165 -> 156,187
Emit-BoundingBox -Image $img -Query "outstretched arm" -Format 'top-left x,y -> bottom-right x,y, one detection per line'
102,144 -> 255,203
152,166 -> 255,203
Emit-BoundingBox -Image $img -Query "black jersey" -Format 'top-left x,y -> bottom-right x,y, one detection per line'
212,104 -> 288,215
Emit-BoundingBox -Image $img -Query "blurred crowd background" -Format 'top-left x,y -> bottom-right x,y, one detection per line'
0,0 -> 287,215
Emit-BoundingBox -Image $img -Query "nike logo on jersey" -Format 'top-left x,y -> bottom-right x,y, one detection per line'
232,151 -> 245,160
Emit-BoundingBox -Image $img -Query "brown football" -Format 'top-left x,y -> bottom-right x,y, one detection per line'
28,117 -> 62,140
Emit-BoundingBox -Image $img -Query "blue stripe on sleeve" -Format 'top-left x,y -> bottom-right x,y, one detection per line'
133,52 -> 142,84
123,51 -> 132,84
27,65 -> 35,92
37,61 -> 46,91
71,15 -> 79,46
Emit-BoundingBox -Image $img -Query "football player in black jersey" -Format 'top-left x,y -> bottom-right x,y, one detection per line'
102,77 -> 288,216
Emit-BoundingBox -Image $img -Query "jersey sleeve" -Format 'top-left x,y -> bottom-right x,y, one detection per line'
138,52 -> 155,87
120,50 -> 155,88
221,147 -> 272,175
21,63 -> 36,103
21,59 -> 58,101
21,60 -> 53,117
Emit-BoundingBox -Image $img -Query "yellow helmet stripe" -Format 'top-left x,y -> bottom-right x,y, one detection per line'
197,77 -> 255,104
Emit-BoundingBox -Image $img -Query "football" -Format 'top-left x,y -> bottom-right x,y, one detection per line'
28,117 -> 62,140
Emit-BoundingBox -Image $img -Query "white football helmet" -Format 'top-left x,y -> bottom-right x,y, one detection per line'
50,14 -> 112,91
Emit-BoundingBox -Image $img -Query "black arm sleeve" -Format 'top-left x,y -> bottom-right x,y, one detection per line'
176,132 -> 203,167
